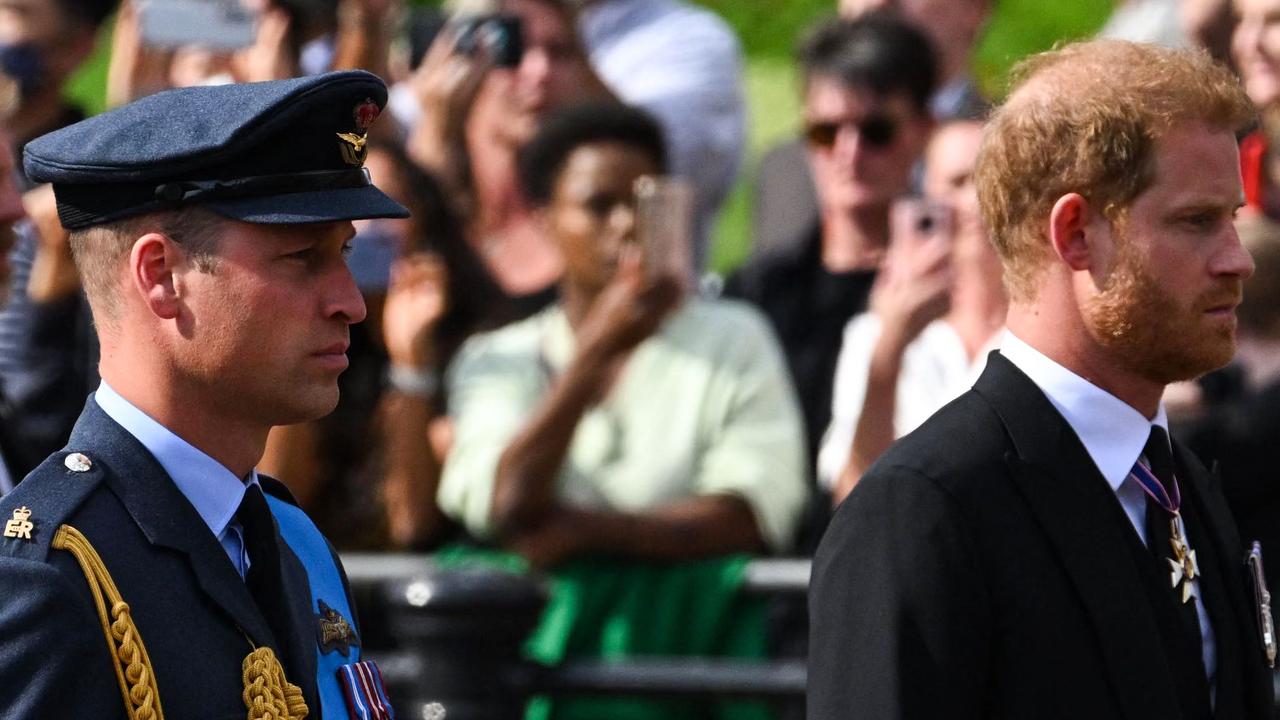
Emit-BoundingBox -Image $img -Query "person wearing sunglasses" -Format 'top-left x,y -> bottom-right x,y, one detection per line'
725,13 -> 935,543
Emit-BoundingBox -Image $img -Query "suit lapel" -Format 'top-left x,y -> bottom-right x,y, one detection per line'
1174,444 -> 1272,718
68,399 -> 276,650
974,354 -> 1183,720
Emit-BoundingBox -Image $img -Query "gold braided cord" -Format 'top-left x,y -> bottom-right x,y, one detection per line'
51,524 -> 164,720
242,646 -> 309,719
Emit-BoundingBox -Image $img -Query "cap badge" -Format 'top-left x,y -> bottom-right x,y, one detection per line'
316,599 -> 360,655
337,97 -> 379,166
4,506 -> 33,540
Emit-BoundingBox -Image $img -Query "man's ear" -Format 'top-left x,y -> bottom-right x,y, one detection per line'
129,233 -> 184,320
1048,193 -> 1096,272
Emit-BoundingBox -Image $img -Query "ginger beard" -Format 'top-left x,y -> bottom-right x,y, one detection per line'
1083,230 -> 1242,385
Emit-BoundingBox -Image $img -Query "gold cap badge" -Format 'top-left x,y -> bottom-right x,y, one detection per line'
337,98 -> 380,166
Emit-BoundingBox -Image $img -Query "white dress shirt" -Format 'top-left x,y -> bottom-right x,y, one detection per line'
1000,332 -> 1216,688
96,381 -> 256,578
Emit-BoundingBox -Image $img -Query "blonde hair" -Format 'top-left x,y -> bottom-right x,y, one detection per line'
975,40 -> 1254,301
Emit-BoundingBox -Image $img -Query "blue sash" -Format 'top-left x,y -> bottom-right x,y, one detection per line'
267,495 -> 360,719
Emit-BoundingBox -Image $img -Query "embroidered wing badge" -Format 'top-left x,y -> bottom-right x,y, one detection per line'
316,599 -> 360,655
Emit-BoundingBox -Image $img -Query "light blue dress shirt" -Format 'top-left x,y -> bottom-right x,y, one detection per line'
95,381 -> 255,579
1000,332 -> 1217,696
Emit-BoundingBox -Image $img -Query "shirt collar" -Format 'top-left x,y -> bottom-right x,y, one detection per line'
95,381 -> 257,539
999,332 -> 1168,491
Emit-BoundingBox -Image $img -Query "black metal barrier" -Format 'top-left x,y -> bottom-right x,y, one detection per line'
345,554 -> 1280,719
341,554 -> 810,720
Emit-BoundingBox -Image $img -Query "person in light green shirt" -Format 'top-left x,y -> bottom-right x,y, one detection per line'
438,102 -> 808,566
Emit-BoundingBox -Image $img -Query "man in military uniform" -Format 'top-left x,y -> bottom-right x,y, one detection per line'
0,71 -> 407,718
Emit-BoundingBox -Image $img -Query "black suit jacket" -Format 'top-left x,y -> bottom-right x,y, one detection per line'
809,353 -> 1274,719
0,398 -> 355,719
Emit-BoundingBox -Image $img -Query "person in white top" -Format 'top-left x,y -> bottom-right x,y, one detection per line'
819,119 -> 1006,502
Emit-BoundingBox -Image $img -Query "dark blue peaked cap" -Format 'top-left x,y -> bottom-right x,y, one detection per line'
23,70 -> 409,230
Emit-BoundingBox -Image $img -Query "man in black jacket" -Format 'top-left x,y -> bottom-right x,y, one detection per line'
809,40 -> 1275,719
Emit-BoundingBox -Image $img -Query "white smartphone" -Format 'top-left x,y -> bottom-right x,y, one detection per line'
137,0 -> 257,50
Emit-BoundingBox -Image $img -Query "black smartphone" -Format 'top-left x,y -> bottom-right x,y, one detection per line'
452,14 -> 524,68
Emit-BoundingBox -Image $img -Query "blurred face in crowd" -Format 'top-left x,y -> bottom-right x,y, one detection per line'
804,75 -> 932,214
1233,0 -> 1280,109
545,141 -> 659,293
474,0 -> 591,146
1082,124 -> 1253,384
174,220 -> 367,427
923,121 -> 994,272
0,0 -> 94,100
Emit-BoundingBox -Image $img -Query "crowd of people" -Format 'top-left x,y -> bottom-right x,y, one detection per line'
7,0 -> 1280,716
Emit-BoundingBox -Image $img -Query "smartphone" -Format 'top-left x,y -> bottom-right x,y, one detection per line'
633,176 -> 693,285
137,0 -> 257,51
452,14 -> 524,68
891,197 -> 953,247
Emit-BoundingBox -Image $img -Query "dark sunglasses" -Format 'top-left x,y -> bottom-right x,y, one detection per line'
804,115 -> 898,150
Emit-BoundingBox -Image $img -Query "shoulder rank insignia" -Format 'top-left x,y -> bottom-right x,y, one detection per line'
316,599 -> 359,655
4,506 -> 33,540
336,97 -> 379,166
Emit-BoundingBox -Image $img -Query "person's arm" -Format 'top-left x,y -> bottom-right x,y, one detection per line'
23,186 -> 78,305
0,219 -> 94,475
105,0 -> 174,108
404,30 -> 490,209
809,465 -> 991,718
231,4 -> 298,83
832,230 -> 951,504
330,0 -> 397,80
833,329 -> 909,502
491,260 -> 681,537
379,253 -> 450,548
505,494 -> 765,570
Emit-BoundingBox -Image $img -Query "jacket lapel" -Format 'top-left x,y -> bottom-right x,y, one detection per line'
68,398 -> 276,650
1173,444 -> 1273,718
974,354 -> 1182,720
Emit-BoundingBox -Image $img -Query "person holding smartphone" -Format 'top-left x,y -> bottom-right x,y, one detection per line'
405,0 -> 612,318
725,14 -> 937,485
436,102 -> 806,719
818,119 -> 1007,504
439,101 -> 805,570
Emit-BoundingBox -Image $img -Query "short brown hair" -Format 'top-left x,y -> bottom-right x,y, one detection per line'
69,207 -> 226,330
975,40 -> 1254,301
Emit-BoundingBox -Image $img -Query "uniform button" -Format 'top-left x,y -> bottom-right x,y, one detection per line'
64,453 -> 92,472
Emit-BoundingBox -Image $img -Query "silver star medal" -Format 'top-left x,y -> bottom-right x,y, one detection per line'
1168,517 -> 1200,604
